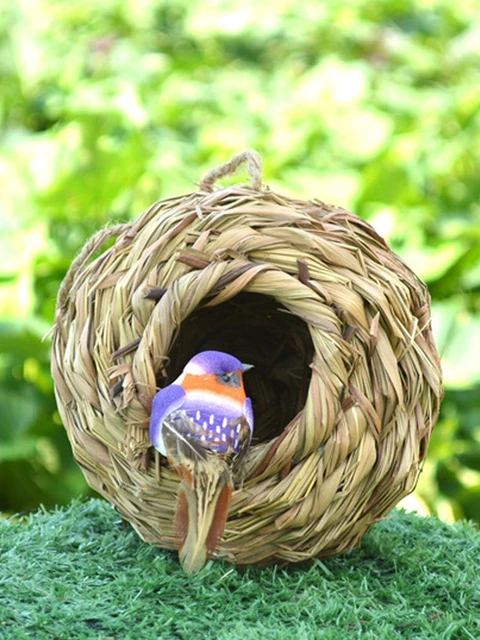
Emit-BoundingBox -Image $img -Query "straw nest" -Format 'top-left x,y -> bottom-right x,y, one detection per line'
52,151 -> 443,566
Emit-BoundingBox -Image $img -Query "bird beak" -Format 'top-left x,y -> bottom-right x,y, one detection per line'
242,363 -> 254,372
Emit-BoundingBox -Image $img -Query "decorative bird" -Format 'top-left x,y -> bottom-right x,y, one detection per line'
149,350 -> 253,573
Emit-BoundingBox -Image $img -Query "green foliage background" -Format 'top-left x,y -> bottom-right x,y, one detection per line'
1,0 -> 480,522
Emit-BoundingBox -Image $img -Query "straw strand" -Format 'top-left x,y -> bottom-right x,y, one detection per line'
56,223 -> 129,314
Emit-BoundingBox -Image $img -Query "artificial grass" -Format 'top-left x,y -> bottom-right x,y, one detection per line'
1,500 -> 479,640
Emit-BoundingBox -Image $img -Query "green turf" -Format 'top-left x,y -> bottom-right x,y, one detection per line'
1,499 -> 479,640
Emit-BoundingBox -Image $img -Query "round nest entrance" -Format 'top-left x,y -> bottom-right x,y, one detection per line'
51,151 -> 443,566
166,292 -> 313,444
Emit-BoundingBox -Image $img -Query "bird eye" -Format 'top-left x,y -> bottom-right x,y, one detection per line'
216,372 -> 241,387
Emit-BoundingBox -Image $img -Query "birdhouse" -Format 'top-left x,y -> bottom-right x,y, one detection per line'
51,151 -> 443,568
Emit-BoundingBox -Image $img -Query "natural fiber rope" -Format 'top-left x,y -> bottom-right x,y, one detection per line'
199,149 -> 263,191
56,223 -> 130,314
51,152 -> 443,566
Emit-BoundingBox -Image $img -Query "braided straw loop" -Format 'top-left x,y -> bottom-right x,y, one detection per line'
52,151 -> 442,565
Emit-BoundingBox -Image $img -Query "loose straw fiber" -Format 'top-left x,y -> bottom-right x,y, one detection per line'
52,151 -> 443,565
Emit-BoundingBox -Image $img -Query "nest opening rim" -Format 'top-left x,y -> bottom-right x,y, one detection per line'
160,291 -> 314,446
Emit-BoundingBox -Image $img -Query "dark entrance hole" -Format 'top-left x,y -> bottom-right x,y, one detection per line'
164,292 -> 314,444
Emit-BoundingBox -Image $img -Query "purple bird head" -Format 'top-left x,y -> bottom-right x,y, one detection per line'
183,350 -> 249,375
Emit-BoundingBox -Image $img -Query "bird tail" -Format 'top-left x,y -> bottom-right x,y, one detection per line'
161,414 -> 235,574
175,462 -> 232,574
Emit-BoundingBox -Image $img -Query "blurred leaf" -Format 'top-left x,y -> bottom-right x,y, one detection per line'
432,300 -> 480,388
0,321 -> 50,362
0,438 -> 39,463
358,159 -> 413,204
400,242 -> 466,282
457,449 -> 480,471
1,0 -> 480,523
436,461 -> 463,496
327,109 -> 393,160
0,387 -> 41,440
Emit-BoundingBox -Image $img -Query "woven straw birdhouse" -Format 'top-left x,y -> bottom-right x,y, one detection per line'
51,151 -> 443,566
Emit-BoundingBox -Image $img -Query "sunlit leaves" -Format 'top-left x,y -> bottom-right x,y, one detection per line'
1,0 -> 480,520
433,300 -> 480,388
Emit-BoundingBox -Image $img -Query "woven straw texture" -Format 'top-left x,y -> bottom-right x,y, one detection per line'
52,151 -> 443,566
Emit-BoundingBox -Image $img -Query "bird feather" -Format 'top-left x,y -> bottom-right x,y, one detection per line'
162,412 -> 234,574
